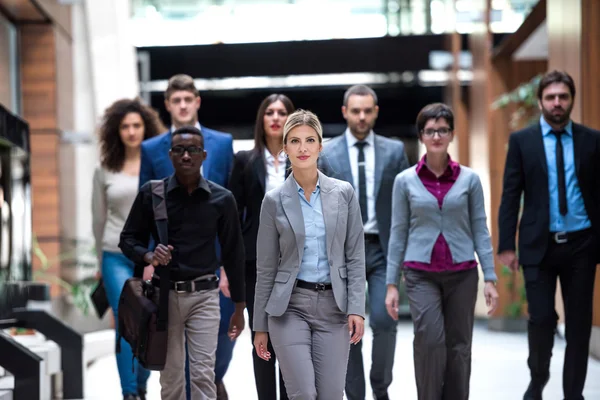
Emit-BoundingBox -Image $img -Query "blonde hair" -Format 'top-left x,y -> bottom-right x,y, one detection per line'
282,109 -> 323,144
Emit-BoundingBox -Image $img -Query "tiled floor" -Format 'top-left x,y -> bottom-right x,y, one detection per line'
86,318 -> 600,399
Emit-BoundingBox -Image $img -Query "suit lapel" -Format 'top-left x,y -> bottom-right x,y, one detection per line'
318,172 -> 338,259
572,123 -> 584,176
253,153 -> 267,193
161,132 -> 174,175
201,126 -> 214,180
533,124 -> 548,176
329,137 -> 354,185
373,135 -> 385,201
281,176 -> 305,262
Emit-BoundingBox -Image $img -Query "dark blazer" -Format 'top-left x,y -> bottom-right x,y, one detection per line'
498,122 -> 600,265
228,149 -> 289,261
139,126 -> 234,188
318,133 -> 410,256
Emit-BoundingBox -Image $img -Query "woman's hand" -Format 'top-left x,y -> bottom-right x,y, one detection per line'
142,265 -> 154,281
348,315 -> 364,345
385,285 -> 400,321
484,281 -> 499,315
254,332 -> 271,361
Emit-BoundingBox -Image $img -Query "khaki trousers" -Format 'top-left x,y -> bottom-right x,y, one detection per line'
159,288 -> 220,400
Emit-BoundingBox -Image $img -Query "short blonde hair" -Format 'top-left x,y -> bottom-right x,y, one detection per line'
282,109 -> 323,144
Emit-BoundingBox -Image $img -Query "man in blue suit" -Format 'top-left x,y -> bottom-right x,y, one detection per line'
139,74 -> 236,400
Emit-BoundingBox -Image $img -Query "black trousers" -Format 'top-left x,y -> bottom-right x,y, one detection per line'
246,260 -> 288,400
523,229 -> 597,400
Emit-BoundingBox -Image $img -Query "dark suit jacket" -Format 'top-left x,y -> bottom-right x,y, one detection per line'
139,125 -> 234,188
498,122 -> 600,265
318,133 -> 410,256
228,149 -> 289,262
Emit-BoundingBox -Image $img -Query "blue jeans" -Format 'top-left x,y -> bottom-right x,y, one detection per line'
185,267 -> 236,399
102,251 -> 151,397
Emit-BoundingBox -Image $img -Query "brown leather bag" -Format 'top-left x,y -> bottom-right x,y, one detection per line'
117,180 -> 171,371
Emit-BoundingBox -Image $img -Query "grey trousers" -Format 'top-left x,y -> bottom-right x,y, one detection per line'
268,286 -> 350,400
346,238 -> 397,400
404,267 -> 479,400
158,288 -> 220,400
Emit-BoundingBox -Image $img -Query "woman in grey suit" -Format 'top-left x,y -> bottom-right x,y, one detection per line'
253,109 -> 366,400
384,103 -> 499,400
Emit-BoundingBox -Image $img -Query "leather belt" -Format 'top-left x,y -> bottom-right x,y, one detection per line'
296,279 -> 332,291
152,275 -> 219,293
550,228 -> 592,244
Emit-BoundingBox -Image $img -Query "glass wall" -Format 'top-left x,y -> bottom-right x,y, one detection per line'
129,0 -> 540,46
0,12 -> 19,114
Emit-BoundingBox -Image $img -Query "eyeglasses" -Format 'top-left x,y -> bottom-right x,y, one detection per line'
170,145 -> 203,155
421,128 -> 452,138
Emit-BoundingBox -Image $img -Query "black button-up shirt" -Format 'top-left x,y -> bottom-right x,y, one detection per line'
119,175 -> 245,303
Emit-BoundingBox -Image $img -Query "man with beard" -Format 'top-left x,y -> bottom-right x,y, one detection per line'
319,85 -> 409,400
498,70 -> 600,400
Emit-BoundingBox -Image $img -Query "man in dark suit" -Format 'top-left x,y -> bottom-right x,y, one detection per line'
498,70 -> 600,400
319,85 -> 409,400
139,74 -> 235,400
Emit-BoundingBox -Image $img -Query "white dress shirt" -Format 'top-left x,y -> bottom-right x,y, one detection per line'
344,128 -> 378,234
171,122 -> 203,175
264,148 -> 287,193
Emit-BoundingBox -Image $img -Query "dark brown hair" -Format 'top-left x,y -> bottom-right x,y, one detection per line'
416,103 -> 454,137
537,70 -> 576,100
164,74 -> 199,100
252,94 -> 295,155
99,98 -> 166,172
343,84 -> 378,107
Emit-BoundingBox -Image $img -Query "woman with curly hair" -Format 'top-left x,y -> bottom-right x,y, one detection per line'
92,98 -> 165,400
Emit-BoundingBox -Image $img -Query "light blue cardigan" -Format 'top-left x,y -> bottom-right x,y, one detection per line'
385,165 -> 497,284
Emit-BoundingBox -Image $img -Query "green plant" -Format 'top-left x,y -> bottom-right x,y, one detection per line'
492,73 -> 543,129
32,235 -> 98,315
500,265 -> 527,318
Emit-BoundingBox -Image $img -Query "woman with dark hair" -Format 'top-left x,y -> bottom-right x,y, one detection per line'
228,93 -> 294,400
92,98 -> 165,400
385,103 -> 499,400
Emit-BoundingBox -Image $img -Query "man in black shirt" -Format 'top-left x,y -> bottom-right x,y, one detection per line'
120,126 -> 245,400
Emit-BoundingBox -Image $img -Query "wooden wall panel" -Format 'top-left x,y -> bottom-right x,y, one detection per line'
0,0 -> 45,21
20,23 -> 61,295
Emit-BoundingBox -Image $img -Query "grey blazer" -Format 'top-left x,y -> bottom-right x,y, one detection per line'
253,171 -> 366,332
318,133 -> 410,256
386,165 -> 497,285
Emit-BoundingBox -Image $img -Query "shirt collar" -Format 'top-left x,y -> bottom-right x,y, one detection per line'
345,128 -> 375,148
167,174 -> 211,194
540,115 -> 573,137
264,148 -> 286,164
416,154 -> 460,177
170,121 -> 202,133
293,176 -> 321,194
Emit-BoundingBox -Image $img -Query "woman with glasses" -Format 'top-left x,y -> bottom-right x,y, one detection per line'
229,94 -> 295,400
92,98 -> 165,400
384,103 -> 499,400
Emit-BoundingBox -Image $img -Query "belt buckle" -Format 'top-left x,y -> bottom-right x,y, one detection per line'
554,231 -> 568,244
315,283 -> 326,291
174,281 -> 190,293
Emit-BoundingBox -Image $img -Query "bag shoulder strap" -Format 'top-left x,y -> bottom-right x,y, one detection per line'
150,179 -> 169,332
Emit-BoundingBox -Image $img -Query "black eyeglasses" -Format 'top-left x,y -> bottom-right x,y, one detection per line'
421,128 -> 452,138
170,145 -> 204,155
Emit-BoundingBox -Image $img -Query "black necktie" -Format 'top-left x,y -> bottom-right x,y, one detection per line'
551,130 -> 568,216
355,142 -> 368,223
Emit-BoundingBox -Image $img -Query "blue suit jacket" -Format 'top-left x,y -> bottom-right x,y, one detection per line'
139,125 -> 234,188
